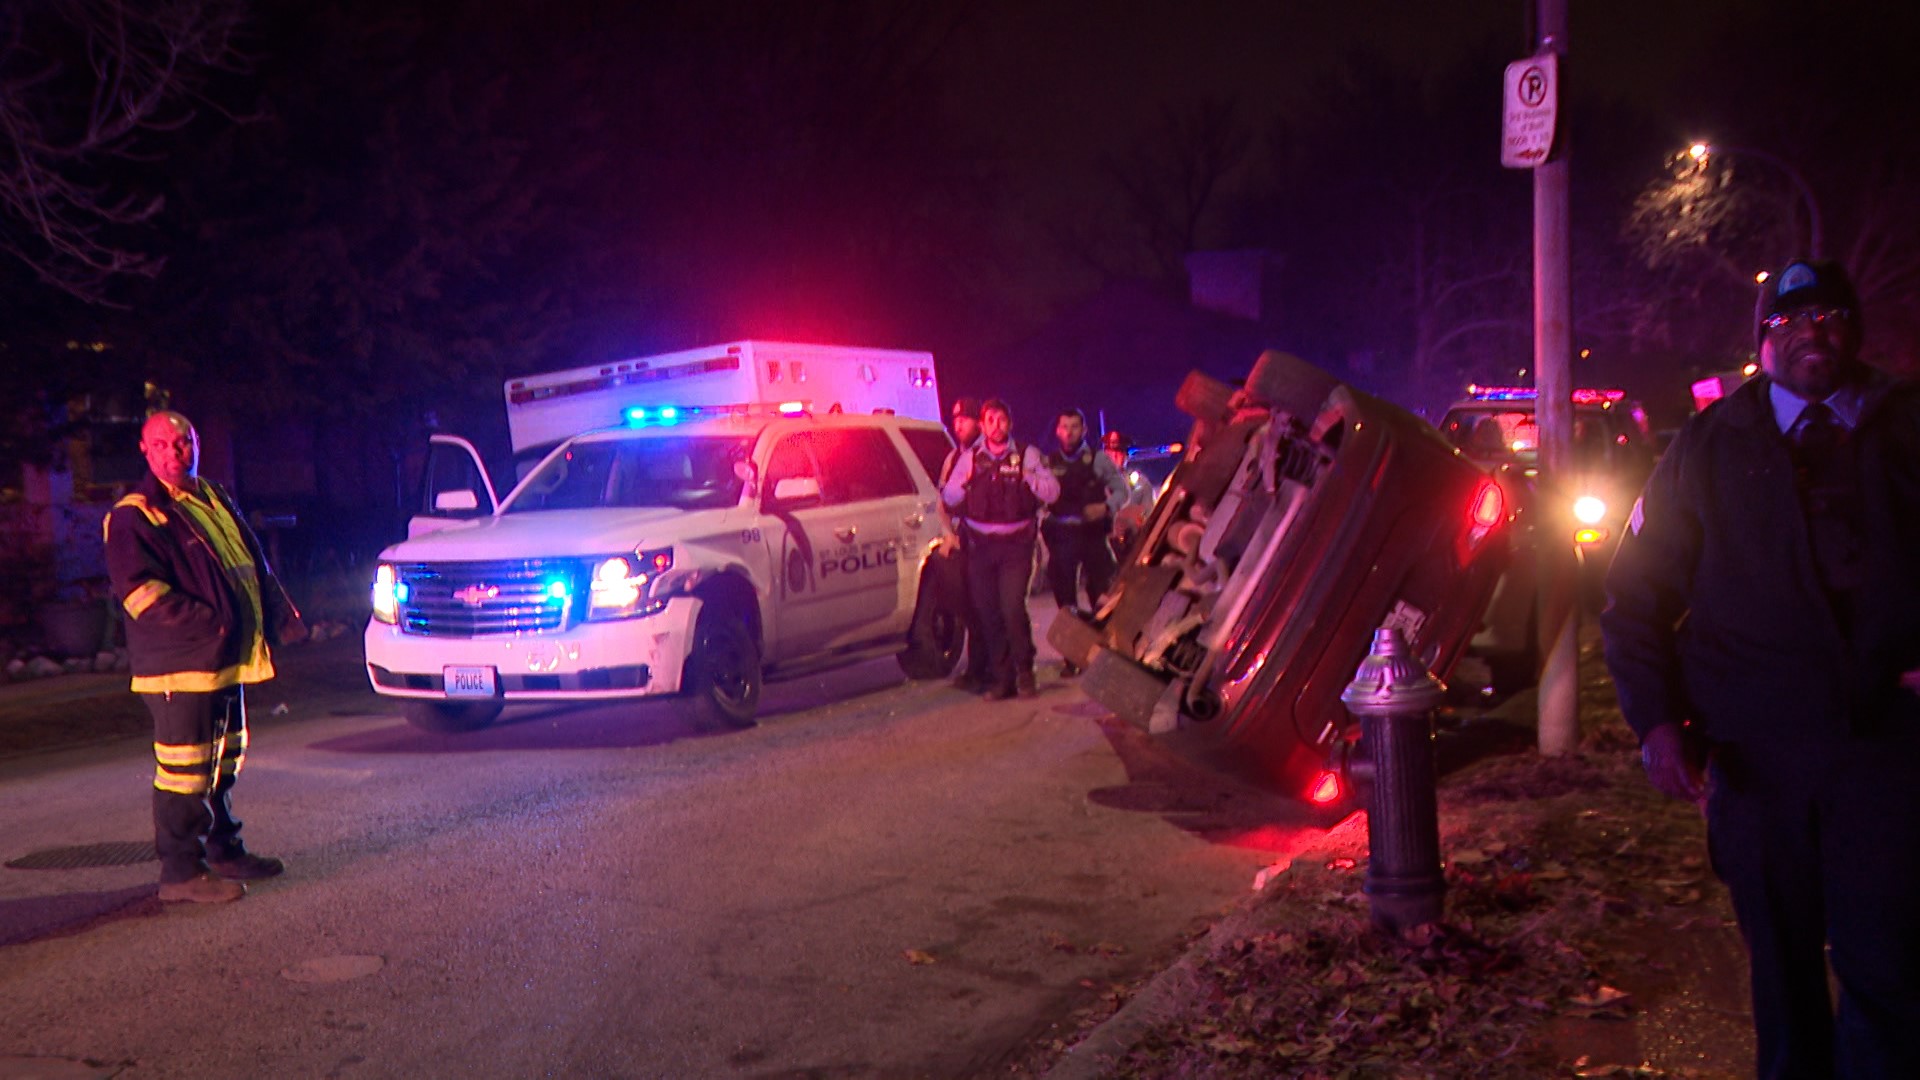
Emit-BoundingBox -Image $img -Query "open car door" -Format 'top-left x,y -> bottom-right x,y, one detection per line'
408,434 -> 501,539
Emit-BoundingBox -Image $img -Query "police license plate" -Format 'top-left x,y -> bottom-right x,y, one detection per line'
443,665 -> 498,698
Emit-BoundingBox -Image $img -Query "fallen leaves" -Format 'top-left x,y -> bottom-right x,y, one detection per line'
901,949 -> 936,966
1067,746 -> 1734,1079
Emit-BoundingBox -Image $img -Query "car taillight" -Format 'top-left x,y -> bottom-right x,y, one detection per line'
1469,479 -> 1505,528
1307,771 -> 1343,805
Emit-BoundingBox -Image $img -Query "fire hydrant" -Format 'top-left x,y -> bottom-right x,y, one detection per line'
1340,626 -> 1446,934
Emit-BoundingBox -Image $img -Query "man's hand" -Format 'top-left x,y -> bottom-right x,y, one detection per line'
1084,503 -> 1109,522
1639,723 -> 1705,806
936,532 -> 961,557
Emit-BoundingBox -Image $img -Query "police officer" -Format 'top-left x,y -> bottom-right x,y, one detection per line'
936,397 -> 992,691
1602,259 -> 1920,1078
1100,429 -> 1156,558
941,399 -> 1060,699
1041,409 -> 1126,676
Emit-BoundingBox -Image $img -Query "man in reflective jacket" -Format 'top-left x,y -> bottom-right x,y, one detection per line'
105,411 -> 307,903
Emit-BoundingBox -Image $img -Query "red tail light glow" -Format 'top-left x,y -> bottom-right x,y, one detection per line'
1308,771 -> 1343,805
1470,480 -> 1505,528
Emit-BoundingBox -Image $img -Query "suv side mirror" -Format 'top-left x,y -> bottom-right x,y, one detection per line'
771,476 -> 821,505
434,489 -> 481,513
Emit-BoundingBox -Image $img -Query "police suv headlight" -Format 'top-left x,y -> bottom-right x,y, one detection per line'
371,564 -> 403,624
587,548 -> 674,620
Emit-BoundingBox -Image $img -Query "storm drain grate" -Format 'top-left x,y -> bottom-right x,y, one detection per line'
6,841 -> 158,870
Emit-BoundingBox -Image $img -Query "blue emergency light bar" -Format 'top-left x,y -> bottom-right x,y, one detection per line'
624,401 -> 811,427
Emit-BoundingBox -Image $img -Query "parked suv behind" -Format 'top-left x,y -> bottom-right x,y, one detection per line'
1436,386 -> 1657,689
1049,351 -> 1510,805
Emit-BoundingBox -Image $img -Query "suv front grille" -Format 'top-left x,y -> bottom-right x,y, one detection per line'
396,559 -> 581,637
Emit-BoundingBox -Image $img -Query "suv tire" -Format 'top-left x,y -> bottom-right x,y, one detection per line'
898,572 -> 964,679
684,605 -> 761,731
404,700 -> 503,734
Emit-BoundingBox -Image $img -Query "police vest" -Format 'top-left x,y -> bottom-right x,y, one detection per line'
1046,444 -> 1105,514
964,446 -> 1040,524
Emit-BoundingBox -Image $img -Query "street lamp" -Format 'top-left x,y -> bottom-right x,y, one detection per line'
1687,141 -> 1824,258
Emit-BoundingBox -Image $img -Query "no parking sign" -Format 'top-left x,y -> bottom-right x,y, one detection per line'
1502,51 -> 1558,168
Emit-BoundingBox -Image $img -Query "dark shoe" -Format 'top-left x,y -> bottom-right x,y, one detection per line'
1059,660 -> 1082,678
159,873 -> 246,904
208,853 -> 285,880
1016,673 -> 1039,698
950,673 -> 984,694
983,683 -> 1016,701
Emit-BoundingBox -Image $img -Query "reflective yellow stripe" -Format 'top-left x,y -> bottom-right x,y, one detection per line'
154,741 -> 214,767
130,664 -> 246,694
109,494 -> 169,531
124,580 -> 172,619
154,765 -> 211,795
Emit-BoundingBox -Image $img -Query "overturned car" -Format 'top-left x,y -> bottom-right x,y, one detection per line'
1048,351 -> 1511,804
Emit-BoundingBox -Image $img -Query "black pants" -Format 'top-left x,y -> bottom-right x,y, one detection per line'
965,529 -> 1037,690
938,544 -> 991,683
1706,736 -> 1920,1079
1042,518 -> 1116,614
144,686 -> 251,883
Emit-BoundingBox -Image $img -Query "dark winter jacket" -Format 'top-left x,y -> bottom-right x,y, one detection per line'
103,472 -> 304,693
1601,371 -> 1920,744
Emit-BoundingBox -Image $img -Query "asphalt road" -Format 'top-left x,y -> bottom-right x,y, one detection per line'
0,631 -> 1330,1079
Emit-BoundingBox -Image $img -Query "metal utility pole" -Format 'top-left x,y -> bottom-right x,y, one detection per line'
1531,0 -> 1578,755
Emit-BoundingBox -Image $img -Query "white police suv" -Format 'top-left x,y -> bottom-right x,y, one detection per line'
363,406 -> 963,732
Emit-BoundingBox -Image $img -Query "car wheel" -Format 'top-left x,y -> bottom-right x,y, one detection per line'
899,575 -> 964,680
1175,371 -> 1235,424
684,605 -> 761,731
404,700 -> 503,734
1245,349 -> 1340,423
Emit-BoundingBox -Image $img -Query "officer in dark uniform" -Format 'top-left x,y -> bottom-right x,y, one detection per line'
936,397 -> 992,691
940,399 -> 1060,699
1602,259 -> 1920,1079
1040,409 -> 1126,676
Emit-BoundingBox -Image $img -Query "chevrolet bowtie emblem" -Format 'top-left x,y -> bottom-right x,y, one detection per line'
454,584 -> 499,606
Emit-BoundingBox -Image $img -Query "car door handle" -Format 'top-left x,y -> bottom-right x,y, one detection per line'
834,526 -> 858,542
902,513 -> 923,529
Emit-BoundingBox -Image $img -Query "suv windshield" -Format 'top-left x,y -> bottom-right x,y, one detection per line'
505,435 -> 751,513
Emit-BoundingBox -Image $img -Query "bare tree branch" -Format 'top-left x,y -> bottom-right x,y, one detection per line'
0,0 -> 244,303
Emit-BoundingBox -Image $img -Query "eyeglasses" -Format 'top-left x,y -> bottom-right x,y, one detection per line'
1762,306 -> 1851,334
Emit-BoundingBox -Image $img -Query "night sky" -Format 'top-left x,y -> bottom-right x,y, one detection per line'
4,0 -> 1918,502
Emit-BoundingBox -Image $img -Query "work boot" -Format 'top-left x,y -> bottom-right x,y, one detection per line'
1016,672 -> 1039,698
950,672 -> 985,694
158,873 -> 246,904
208,853 -> 285,880
983,682 -> 1016,701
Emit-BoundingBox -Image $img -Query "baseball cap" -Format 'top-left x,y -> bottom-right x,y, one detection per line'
1757,259 -> 1859,346
949,397 -> 980,421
